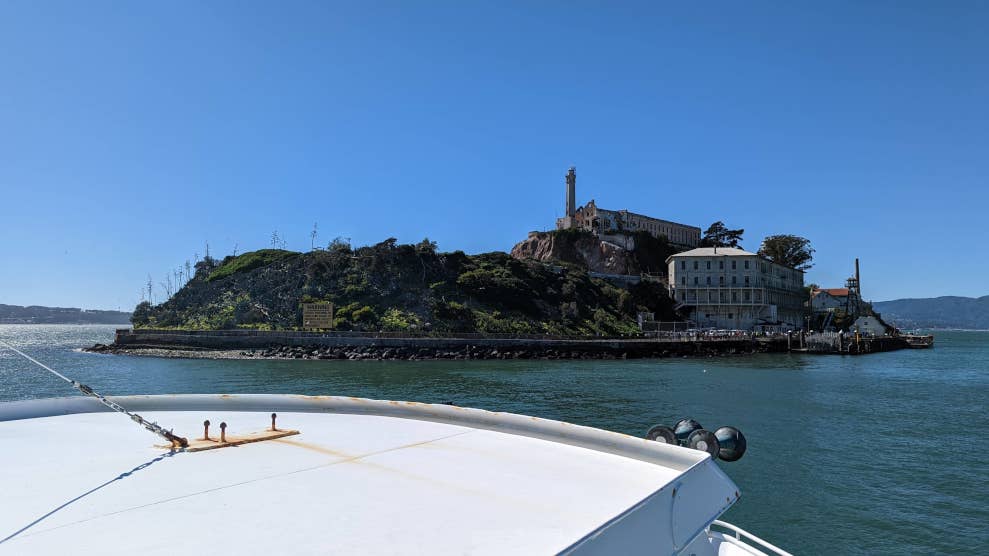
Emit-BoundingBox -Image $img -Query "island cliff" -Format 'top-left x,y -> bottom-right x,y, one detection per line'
130,237 -> 678,336
510,228 -> 677,276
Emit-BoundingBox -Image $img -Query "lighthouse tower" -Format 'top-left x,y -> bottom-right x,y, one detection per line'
556,167 -> 578,230
565,166 -> 576,218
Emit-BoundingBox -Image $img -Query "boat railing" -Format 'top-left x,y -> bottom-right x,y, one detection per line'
709,520 -> 794,556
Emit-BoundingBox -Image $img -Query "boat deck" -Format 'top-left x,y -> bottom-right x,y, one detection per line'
0,395 -> 738,555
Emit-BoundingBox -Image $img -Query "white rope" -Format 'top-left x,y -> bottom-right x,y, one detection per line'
0,339 -> 188,448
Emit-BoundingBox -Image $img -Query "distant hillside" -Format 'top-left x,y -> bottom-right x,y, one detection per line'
873,296 -> 989,330
134,239 -> 678,334
0,304 -> 132,325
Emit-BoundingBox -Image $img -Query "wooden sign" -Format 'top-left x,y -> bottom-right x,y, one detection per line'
302,302 -> 334,330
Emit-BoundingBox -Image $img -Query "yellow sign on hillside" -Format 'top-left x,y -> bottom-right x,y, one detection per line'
302,302 -> 334,330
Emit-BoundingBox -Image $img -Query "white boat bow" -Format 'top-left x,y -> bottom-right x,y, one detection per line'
0,394 -> 788,555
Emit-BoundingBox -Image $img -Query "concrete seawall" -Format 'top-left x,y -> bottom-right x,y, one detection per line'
103,329 -> 789,360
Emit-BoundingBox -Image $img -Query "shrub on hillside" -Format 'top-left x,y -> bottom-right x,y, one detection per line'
206,250 -> 300,282
380,308 -> 421,331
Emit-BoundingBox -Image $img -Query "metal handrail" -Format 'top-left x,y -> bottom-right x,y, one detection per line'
709,520 -> 793,556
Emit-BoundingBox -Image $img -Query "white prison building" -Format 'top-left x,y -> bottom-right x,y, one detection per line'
667,247 -> 806,331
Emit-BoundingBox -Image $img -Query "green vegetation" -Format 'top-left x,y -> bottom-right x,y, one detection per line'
133,238 -> 679,334
206,249 -> 300,282
699,221 -> 744,248
758,234 -> 814,271
627,231 -> 676,273
549,227 -> 596,243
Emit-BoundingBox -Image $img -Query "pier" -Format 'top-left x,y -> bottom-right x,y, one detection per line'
787,331 -> 909,355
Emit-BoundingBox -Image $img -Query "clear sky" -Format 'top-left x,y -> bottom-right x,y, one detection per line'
1,1 -> 987,310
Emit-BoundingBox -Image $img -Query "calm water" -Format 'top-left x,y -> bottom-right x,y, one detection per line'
1,325 -> 987,554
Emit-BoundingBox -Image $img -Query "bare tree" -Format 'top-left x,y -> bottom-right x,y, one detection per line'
160,274 -> 174,300
310,222 -> 319,251
232,243 -> 239,257
146,274 -> 154,305
271,230 -> 286,250
184,260 -> 192,284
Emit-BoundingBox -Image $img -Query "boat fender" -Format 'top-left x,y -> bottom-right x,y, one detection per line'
714,426 -> 747,462
673,418 -> 703,446
644,424 -> 676,444
686,429 -> 720,459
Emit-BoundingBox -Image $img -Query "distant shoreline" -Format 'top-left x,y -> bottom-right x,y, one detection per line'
0,304 -> 131,326
0,321 -> 131,326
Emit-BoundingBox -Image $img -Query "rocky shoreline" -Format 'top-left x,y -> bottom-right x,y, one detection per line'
85,341 -> 768,361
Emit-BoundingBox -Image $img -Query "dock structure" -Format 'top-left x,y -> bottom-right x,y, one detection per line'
787,331 -> 909,355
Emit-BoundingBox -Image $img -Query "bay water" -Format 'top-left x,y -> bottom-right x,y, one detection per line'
1,325 -> 986,554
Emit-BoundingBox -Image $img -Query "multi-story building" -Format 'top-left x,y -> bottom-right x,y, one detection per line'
555,167 -> 701,249
667,247 -> 806,331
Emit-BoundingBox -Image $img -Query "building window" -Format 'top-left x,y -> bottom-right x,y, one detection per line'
719,261 -> 724,270
706,276 -> 711,285
693,277 -> 698,285
744,275 -> 750,286
732,276 -> 737,285
681,276 -> 686,286
719,276 -> 725,286
681,261 -> 686,270
732,292 -> 738,302
744,291 -> 751,302
744,260 -> 750,270
706,261 -> 711,270
693,261 -> 698,270
732,260 -> 737,270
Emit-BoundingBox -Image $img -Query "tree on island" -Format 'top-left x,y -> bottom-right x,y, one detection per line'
758,234 -> 815,270
415,237 -> 438,254
132,301 -> 152,327
699,221 -> 744,248
630,231 -> 675,274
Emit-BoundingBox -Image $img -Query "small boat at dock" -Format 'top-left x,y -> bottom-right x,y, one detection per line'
902,334 -> 935,348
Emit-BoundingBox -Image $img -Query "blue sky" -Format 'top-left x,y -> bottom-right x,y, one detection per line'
1,1 -> 986,310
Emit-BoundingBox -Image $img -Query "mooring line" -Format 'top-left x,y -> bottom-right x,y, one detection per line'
0,339 -> 188,448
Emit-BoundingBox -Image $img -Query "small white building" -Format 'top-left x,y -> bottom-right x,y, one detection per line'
667,247 -> 806,331
811,288 -> 849,312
